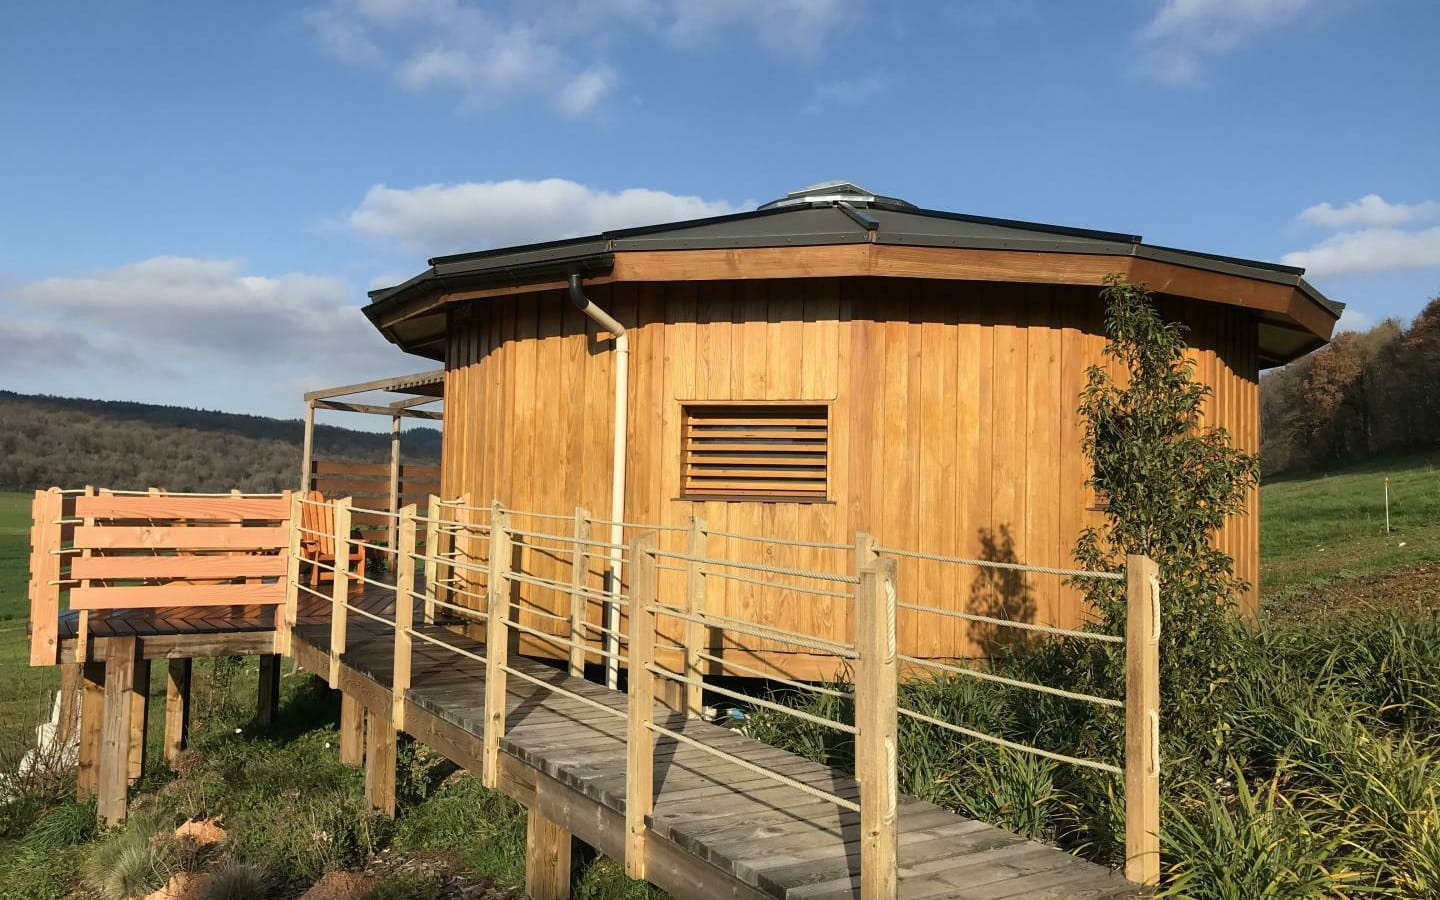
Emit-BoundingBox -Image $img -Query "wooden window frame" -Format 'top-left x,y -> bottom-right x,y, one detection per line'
678,401 -> 832,504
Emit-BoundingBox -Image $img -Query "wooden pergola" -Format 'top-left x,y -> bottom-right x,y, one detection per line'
300,369 -> 444,552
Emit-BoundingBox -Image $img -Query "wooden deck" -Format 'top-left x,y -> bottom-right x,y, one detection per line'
291,584 -> 1138,900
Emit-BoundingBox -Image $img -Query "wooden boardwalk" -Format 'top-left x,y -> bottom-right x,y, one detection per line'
292,588 -> 1138,900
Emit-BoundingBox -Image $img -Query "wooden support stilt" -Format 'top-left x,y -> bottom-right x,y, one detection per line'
97,636 -> 142,824
127,656 -> 150,784
364,705 -> 396,817
339,692 -> 365,766
57,662 -> 82,748
164,658 -> 191,767
257,654 -> 282,726
526,806 -> 573,900
76,659 -> 104,799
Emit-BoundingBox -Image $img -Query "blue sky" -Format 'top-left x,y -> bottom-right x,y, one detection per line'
2,0 -> 1437,423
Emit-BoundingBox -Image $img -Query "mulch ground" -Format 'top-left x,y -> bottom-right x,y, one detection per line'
1266,561 -> 1440,623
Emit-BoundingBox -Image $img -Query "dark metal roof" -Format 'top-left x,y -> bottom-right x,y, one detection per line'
364,192 -> 1343,365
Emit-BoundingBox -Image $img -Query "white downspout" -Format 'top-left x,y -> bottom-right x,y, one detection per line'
569,274 -> 628,689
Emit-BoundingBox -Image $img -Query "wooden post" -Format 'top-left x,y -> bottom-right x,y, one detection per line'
482,505 -> 513,789
526,806 -> 573,900
29,488 -> 63,667
339,692 -> 365,766
76,659 -> 104,798
682,515 -> 707,718
567,507 -> 591,677
300,400 -> 316,492
280,490 -> 302,655
624,533 -> 659,880
392,504 -> 418,730
97,637 -> 143,824
56,662 -> 82,748
422,494 -> 441,625
257,654 -> 282,726
364,705 -> 397,817
387,415 -> 402,563
855,553 -> 898,900
127,656 -> 150,784
163,658 -> 191,767
1125,554 -> 1162,886
328,498 -> 353,686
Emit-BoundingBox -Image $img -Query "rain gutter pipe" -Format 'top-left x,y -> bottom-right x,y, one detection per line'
568,273 -> 628,689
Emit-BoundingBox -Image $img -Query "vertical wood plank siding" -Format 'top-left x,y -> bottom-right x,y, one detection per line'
440,278 -> 1260,669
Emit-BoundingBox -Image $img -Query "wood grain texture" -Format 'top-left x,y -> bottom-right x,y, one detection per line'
438,279 -> 1261,673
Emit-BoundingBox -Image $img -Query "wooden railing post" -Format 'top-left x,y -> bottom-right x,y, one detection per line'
392,503 -> 418,731
624,532 -> 659,880
568,507 -> 591,677
482,503 -> 512,789
683,515 -> 707,718
29,488 -> 64,667
422,494 -> 441,625
855,551 -> 898,900
328,498 -> 353,687
1125,554 -> 1162,886
280,490 -> 301,655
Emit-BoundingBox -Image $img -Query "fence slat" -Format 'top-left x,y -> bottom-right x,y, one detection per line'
1125,555 -> 1161,886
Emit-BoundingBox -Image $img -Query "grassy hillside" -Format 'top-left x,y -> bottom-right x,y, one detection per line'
1261,452 -> 1440,608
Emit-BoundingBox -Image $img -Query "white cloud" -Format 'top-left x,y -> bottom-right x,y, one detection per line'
1297,194 -> 1440,230
1137,0 -> 1313,84
304,0 -> 863,114
1281,226 -> 1440,276
1333,307 -> 1372,334
6,257 -> 405,376
346,178 -> 745,255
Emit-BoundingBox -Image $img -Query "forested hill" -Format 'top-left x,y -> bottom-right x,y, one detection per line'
1261,294 -> 1440,476
0,391 -> 441,493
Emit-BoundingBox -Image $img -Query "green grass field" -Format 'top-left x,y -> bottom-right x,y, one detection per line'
1260,453 -> 1440,606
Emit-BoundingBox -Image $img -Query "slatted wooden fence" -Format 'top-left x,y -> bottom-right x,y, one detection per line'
27,489 -> 293,665
309,459 -> 440,551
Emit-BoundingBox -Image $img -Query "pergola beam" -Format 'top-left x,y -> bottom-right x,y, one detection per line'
312,400 -> 443,420
303,369 -> 445,402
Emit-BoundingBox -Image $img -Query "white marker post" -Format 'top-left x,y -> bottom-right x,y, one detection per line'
1384,476 -> 1391,534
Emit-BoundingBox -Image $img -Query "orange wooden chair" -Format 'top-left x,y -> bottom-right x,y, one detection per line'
299,491 -> 366,594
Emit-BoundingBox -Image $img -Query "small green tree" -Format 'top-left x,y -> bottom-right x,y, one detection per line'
1072,277 -> 1258,751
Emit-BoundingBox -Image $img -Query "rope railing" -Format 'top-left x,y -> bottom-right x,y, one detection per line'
275,494 -> 1160,890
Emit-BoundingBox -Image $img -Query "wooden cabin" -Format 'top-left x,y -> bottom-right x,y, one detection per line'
363,181 -> 1340,676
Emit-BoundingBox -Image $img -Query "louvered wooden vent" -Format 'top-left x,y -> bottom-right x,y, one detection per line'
682,405 -> 829,501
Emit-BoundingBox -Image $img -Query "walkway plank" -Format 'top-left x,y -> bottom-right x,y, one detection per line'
285,583 -> 1138,900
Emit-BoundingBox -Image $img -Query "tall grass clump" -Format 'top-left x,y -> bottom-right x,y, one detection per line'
745,280 -> 1440,897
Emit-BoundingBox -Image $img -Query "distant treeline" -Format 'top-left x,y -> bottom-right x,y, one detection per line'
0,391 -> 441,493
1262,296 -> 1440,476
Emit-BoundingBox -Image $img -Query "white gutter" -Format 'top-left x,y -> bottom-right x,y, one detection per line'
568,274 -> 628,689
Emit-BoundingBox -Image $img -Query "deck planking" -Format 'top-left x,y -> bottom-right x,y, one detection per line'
292,583 -> 1139,900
